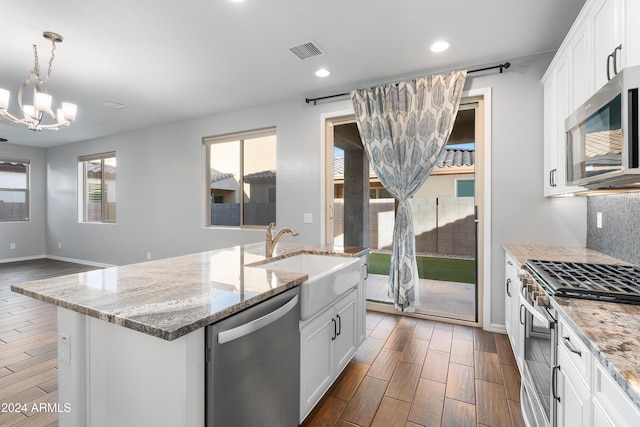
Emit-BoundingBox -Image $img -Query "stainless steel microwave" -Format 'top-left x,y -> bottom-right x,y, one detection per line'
565,65 -> 640,189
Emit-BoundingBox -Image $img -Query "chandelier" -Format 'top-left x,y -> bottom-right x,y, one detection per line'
0,31 -> 77,131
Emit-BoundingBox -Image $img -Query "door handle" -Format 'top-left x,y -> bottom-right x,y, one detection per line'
552,365 -> 561,402
506,278 -> 512,297
331,318 -> 337,340
613,45 -> 622,76
607,52 -> 614,81
519,304 -> 525,326
336,314 -> 342,336
562,336 -> 582,356
218,295 -> 299,344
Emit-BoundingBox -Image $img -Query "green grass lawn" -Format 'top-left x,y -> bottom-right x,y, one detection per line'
367,253 -> 475,284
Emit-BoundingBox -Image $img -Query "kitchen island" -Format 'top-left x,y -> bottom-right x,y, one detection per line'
10,242 -> 367,427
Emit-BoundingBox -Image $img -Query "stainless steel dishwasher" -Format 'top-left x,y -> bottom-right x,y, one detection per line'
205,287 -> 300,427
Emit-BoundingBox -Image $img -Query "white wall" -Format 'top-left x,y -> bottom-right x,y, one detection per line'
16,50 -> 587,327
0,142 -> 46,261
44,100 -> 345,265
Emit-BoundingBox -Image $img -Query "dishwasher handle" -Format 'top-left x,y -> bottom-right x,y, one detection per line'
218,294 -> 299,344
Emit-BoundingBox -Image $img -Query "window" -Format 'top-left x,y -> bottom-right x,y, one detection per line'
456,179 -> 475,197
79,153 -> 117,223
205,128 -> 276,227
0,158 -> 30,221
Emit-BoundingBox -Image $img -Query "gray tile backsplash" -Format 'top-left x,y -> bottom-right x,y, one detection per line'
587,193 -> 640,265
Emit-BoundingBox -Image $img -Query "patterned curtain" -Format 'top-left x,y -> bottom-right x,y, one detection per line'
350,71 -> 467,311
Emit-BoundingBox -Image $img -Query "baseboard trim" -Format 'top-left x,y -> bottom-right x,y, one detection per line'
46,255 -> 115,269
0,254 -> 46,264
488,323 -> 507,334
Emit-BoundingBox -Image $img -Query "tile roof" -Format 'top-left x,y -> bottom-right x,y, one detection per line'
333,147 -> 475,176
244,170 -> 276,183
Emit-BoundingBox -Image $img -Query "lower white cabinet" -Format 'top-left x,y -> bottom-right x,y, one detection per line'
592,358 -> 640,427
504,250 -> 524,370
556,345 -> 591,427
299,288 -> 358,422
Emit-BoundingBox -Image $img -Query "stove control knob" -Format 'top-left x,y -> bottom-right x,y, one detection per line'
537,295 -> 550,308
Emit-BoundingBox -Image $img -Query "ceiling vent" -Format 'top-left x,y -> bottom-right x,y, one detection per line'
101,99 -> 129,110
289,42 -> 324,60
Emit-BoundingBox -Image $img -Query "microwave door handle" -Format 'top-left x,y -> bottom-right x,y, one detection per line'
518,292 -> 551,328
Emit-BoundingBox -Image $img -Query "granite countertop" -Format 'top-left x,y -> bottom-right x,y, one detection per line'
504,243 -> 640,409
11,242 -> 367,341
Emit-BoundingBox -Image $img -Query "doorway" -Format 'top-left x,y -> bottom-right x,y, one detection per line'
324,96 -> 485,325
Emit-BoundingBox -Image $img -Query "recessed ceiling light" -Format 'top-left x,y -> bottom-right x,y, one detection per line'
430,41 -> 450,53
315,68 -> 330,78
230,0 -> 245,3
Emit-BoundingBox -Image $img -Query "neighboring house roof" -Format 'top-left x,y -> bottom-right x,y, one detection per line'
244,170 -> 276,183
334,147 -> 475,177
210,171 -> 235,184
438,148 -> 475,168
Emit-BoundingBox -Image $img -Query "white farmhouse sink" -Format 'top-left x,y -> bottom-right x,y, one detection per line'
254,254 -> 361,320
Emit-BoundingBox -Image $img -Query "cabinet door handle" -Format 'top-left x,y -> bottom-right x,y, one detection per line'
562,335 -> 582,356
552,365 -> 561,403
336,314 -> 342,336
363,263 -> 369,280
607,52 -> 614,81
613,44 -> 623,76
331,318 -> 337,341
519,304 -> 525,326
506,278 -> 512,297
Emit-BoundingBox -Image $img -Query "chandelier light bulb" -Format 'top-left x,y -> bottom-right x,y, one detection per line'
35,92 -> 52,113
0,88 -> 9,110
62,102 -> 77,122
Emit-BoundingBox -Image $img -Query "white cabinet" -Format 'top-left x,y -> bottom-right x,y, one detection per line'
591,0 -> 623,91
592,358 -> 640,427
299,288 -> 358,422
504,251 -> 523,370
541,0 -> 640,196
556,339 -> 591,427
542,52 -> 587,196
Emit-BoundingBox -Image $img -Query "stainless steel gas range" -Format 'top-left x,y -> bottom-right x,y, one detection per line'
518,259 -> 640,427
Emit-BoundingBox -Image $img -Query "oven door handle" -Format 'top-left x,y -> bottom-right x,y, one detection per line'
518,293 -> 551,328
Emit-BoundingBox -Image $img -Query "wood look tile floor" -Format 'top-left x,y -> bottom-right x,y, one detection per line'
301,312 -> 525,427
1,259 -> 525,427
0,259 -> 96,427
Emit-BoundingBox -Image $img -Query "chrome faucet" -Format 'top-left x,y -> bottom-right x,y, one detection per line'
265,222 -> 299,258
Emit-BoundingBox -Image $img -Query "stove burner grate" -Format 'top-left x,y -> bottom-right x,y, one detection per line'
526,260 -> 640,304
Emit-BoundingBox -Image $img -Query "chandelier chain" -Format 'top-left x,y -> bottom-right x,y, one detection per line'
32,38 -> 57,83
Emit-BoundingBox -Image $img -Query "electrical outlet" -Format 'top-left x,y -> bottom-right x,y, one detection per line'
59,333 -> 71,365
58,242 -> 62,249
9,243 -> 16,250
304,213 -> 313,224
597,212 -> 603,229
147,252 -> 151,260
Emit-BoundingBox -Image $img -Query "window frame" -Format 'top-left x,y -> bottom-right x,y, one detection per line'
455,178 -> 475,198
203,127 -> 276,229
79,152 -> 117,224
0,157 -> 30,222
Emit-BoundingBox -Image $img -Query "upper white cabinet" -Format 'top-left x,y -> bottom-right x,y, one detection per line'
542,0 -> 640,196
591,0 -> 623,91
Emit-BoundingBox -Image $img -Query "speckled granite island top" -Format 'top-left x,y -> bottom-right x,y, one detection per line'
504,243 -> 640,409
10,243 -> 367,341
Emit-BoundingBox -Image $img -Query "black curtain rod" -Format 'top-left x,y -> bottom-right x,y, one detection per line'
305,62 -> 510,105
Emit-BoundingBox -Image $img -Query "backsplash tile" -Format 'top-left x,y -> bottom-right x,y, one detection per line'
587,193 -> 640,266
